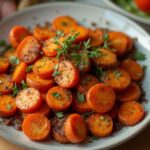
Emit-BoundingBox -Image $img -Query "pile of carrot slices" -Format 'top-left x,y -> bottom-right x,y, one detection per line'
0,16 -> 146,143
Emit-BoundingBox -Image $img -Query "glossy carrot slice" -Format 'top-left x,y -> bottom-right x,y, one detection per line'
121,59 -> 144,81
86,83 -> 116,113
118,82 -> 141,102
0,95 -> 17,117
33,57 -> 58,78
0,57 -> 9,73
104,68 -> 131,91
88,29 -> 103,47
87,114 -> 113,137
0,74 -> 13,94
51,116 -> 69,143
76,74 -> 99,94
64,114 -> 87,143
33,26 -> 56,41
22,113 -> 51,141
46,86 -> 72,111
52,16 -> 77,31
12,62 -> 27,84
9,25 -> 31,48
54,61 -> 79,88
16,88 -> 42,113
17,36 -> 41,64
93,48 -> 117,68
118,101 -> 144,126
26,72 -> 54,92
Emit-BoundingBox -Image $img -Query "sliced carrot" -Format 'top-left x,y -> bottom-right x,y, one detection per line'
0,95 -> 17,117
87,114 -> 113,137
54,61 -> 79,88
76,74 -> 99,94
118,101 -> 144,126
26,72 -> 54,92
104,68 -> 131,91
33,57 -> 58,78
33,26 -> 56,41
0,74 -> 13,94
4,49 -> 17,60
12,62 -> 27,84
17,36 -> 41,64
72,92 -> 91,113
9,25 -> 31,48
107,104 -> 118,120
118,82 -> 141,102
86,83 -> 116,113
121,59 -> 144,81
16,88 -> 42,113
93,48 -> 117,68
46,86 -> 72,111
23,102 -> 50,118
88,29 -> 103,47
51,116 -> 69,143
0,57 -> 9,73
52,16 -> 77,31
22,113 -> 51,141
64,114 -> 87,143
65,25 -> 89,43
108,31 -> 128,56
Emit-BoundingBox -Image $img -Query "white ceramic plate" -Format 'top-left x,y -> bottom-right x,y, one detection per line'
103,0 -> 150,26
0,2 -> 150,150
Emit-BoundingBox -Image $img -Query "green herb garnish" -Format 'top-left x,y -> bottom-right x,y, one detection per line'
56,112 -> 64,118
21,80 -> 28,89
26,65 -> 33,72
114,70 -> 122,79
12,84 -> 19,96
103,32 -> 110,49
133,51 -> 146,61
77,92 -> 85,103
6,104 -> 12,110
52,70 -> 61,77
10,56 -> 19,65
52,92 -> 61,99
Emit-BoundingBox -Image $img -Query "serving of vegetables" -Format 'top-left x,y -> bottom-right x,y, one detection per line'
0,15 -> 147,144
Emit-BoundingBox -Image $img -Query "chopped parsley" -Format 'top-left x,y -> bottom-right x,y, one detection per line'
52,70 -> 61,77
26,65 -> 33,72
114,70 -> 122,79
103,32 -> 110,49
56,112 -> 64,118
12,84 -> 19,96
6,104 -> 12,110
10,56 -> 19,65
77,92 -> 85,103
133,51 -> 146,61
21,80 -> 28,89
52,92 -> 61,99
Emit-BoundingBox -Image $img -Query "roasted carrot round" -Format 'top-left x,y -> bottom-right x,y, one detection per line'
0,74 -> 13,94
87,114 -> 113,137
17,36 -> 41,64
118,82 -> 141,102
9,25 -> 31,48
33,57 -> 58,78
118,101 -> 144,126
26,72 -> 54,92
33,26 -> 56,41
72,92 -> 91,113
65,25 -> 89,43
86,83 -> 116,113
22,113 -> 51,141
12,62 -> 27,84
51,116 -> 69,143
108,31 -> 129,56
54,61 -> 79,88
23,102 -> 50,118
76,74 -> 99,94
52,16 -> 77,31
64,114 -> 87,143
88,29 -> 103,47
0,57 -> 9,73
104,68 -> 131,91
4,49 -> 17,60
46,86 -> 72,111
121,59 -> 144,81
93,48 -> 117,68
0,95 -> 17,117
16,88 -> 42,113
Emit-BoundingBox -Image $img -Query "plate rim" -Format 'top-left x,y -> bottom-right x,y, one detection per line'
0,2 -> 150,150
